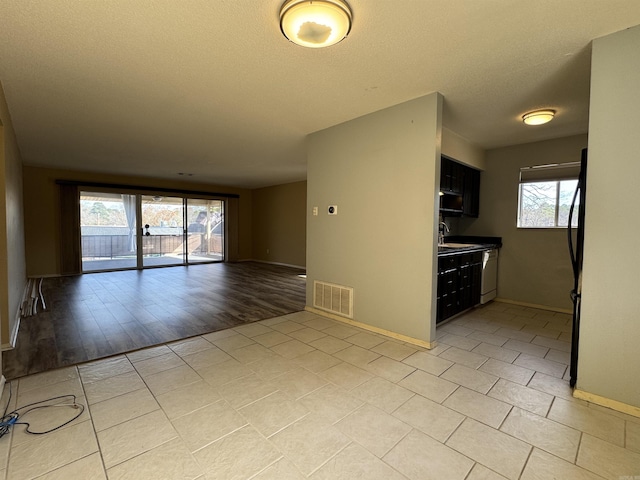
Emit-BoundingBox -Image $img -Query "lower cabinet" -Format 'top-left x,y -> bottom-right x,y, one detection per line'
437,251 -> 483,324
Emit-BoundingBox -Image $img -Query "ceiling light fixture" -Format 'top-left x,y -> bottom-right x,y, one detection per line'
280,0 -> 352,48
522,109 -> 556,126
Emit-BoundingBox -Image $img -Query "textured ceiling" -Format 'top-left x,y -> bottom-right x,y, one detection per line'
1,1 -> 639,188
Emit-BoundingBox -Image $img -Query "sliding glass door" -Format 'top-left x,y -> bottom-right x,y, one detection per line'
80,191 -> 224,272
186,199 -> 224,263
141,195 -> 185,268
81,192 -> 138,271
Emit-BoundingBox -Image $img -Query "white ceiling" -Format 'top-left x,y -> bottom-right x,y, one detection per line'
1,1 -> 639,189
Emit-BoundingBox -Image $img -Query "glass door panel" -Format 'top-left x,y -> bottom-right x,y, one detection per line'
141,195 -> 185,267
186,199 -> 224,263
81,192 -> 138,271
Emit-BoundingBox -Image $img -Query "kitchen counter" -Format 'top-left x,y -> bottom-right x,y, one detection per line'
436,236 -> 501,322
437,235 -> 502,256
438,243 -> 494,256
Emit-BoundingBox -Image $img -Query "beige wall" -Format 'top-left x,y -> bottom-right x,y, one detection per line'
579,25 -> 640,408
0,82 -> 27,350
252,181 -> 306,268
459,134 -> 588,310
23,166 -> 253,276
442,127 -> 486,171
307,93 -> 442,344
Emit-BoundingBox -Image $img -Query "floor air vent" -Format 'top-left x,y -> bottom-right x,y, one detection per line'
313,281 -> 353,319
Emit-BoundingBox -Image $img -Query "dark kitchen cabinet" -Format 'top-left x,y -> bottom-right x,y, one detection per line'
440,157 -> 464,195
458,259 -> 473,310
463,167 -> 480,217
437,255 -> 459,323
458,251 -> 482,311
439,156 -> 480,218
437,251 -> 483,323
471,259 -> 482,306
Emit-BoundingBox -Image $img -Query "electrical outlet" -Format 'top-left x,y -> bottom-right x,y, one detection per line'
312,206 -> 318,216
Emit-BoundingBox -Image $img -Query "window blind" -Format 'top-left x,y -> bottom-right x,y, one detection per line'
519,162 -> 580,182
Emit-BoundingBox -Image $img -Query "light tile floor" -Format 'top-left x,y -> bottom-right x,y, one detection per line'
1,303 -> 639,479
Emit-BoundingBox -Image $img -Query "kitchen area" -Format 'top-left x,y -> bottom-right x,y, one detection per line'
307,93 -> 583,351
437,155 -> 501,325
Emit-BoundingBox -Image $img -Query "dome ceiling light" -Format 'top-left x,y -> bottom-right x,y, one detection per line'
522,109 -> 556,126
280,0 -> 352,48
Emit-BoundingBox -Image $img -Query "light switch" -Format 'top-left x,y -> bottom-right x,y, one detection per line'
328,205 -> 338,215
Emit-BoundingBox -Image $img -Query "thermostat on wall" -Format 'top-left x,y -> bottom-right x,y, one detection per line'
328,205 -> 338,215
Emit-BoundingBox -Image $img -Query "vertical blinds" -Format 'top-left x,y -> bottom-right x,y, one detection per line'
519,162 -> 580,182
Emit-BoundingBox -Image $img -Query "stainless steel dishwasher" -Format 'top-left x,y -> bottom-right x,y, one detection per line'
480,249 -> 498,304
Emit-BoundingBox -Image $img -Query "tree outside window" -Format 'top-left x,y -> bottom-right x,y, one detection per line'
518,179 -> 579,228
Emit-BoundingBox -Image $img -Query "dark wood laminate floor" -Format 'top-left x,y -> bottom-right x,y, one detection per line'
3,261 -> 306,380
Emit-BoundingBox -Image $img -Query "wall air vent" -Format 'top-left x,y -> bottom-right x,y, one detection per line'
313,281 -> 353,319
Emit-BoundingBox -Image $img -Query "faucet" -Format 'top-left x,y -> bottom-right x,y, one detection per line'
438,221 -> 450,245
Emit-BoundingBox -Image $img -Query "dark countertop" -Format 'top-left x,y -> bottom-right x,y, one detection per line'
444,235 -> 502,247
437,235 -> 502,257
438,244 -> 494,256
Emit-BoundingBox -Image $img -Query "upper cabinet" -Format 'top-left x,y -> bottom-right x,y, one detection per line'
440,156 -> 481,218
440,157 -> 464,195
462,166 -> 480,217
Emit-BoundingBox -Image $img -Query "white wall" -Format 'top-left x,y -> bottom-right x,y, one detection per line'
578,25 -> 640,409
307,93 -> 442,343
459,135 -> 588,310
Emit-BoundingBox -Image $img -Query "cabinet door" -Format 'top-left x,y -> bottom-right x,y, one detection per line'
450,161 -> 464,195
437,267 -> 459,323
441,157 -> 463,195
438,255 -> 458,323
471,262 -> 482,306
470,252 -> 483,306
463,167 -> 480,217
458,263 -> 471,311
440,157 -> 452,193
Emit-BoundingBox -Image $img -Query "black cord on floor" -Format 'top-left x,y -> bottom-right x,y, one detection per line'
0,382 -> 85,438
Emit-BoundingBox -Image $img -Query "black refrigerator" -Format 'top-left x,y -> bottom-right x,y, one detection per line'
568,148 -> 587,388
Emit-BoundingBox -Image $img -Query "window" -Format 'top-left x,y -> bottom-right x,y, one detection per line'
517,163 -> 580,228
79,191 -> 225,272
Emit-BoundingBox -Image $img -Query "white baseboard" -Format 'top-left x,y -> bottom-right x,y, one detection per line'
494,297 -> 572,315
0,376 -> 5,399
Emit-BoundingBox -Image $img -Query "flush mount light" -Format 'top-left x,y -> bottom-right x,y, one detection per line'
280,0 -> 352,48
522,109 -> 556,126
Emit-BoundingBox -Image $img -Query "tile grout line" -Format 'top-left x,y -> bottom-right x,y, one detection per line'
303,440 -> 353,478
573,431 -> 584,465
79,364 -> 110,465
516,445 -> 535,480
245,454 -> 288,479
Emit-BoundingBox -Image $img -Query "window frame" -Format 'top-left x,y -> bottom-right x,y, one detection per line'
517,162 -> 580,229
